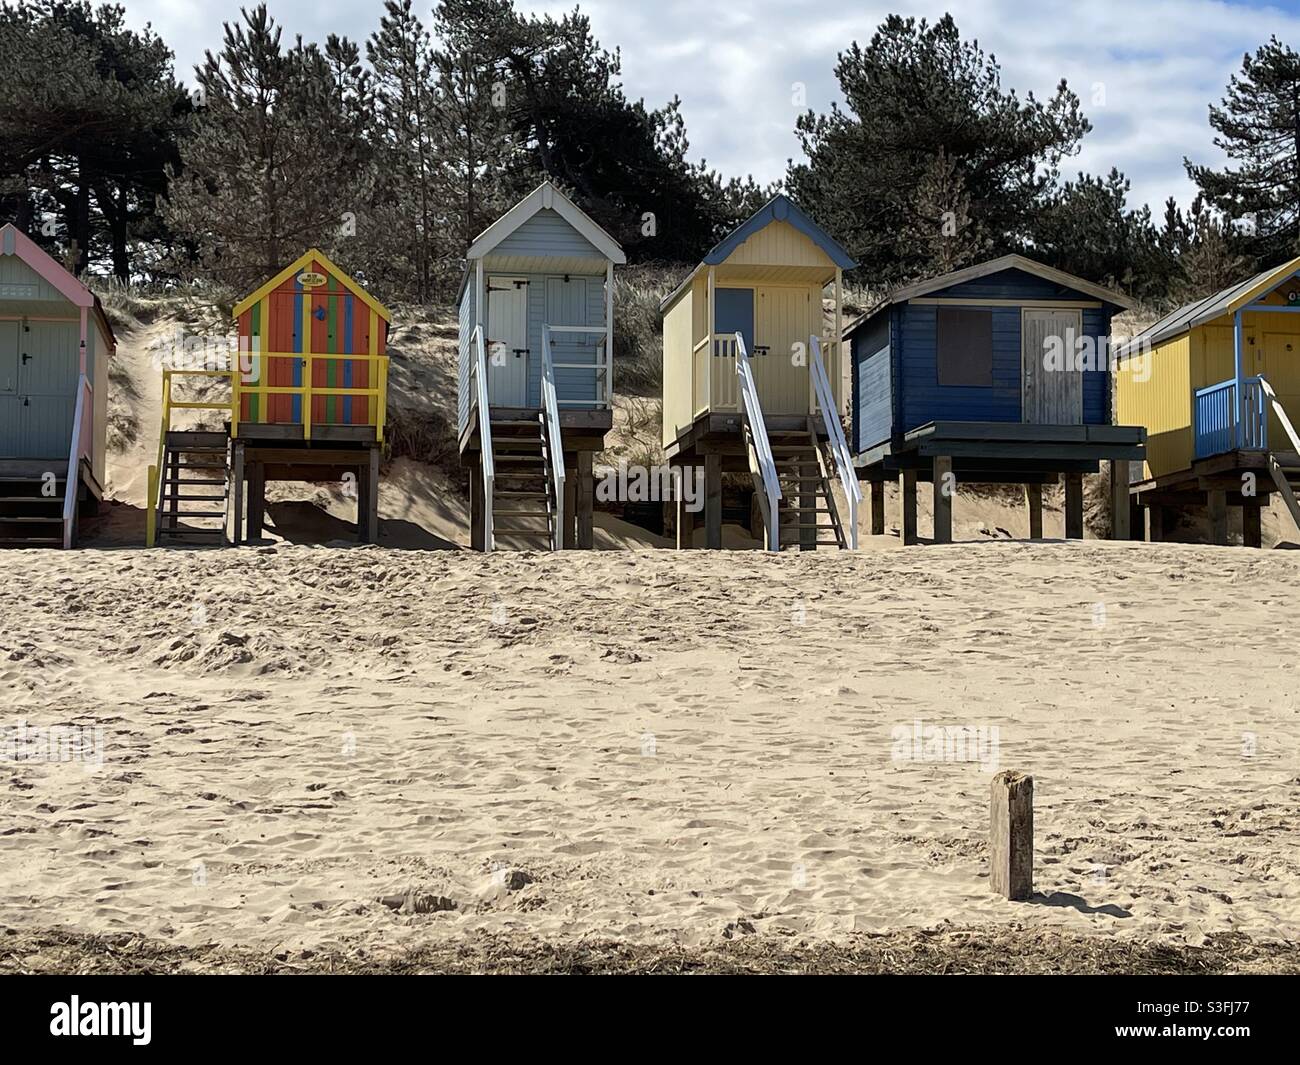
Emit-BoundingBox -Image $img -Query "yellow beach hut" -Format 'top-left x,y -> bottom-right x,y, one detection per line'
1116,257 -> 1300,545
660,195 -> 860,551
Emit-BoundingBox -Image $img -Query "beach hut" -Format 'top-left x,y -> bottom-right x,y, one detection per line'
0,224 -> 115,548
457,181 -> 625,551
845,255 -> 1145,543
146,248 -> 390,546
660,195 -> 860,551
1116,257 -> 1300,546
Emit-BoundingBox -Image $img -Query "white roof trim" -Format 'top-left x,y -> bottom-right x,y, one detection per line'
466,181 -> 626,265
887,254 -> 1135,310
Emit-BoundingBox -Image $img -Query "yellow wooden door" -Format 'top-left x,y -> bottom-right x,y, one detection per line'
1262,332 -> 1300,450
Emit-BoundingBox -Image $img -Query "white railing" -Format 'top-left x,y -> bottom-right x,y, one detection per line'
471,326 -> 495,552
1259,376 -> 1300,453
547,325 -> 611,408
735,332 -> 781,551
540,327 -> 567,550
62,374 -> 92,549
810,335 -> 862,549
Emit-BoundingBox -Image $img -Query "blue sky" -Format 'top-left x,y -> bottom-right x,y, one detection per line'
116,0 -> 1300,215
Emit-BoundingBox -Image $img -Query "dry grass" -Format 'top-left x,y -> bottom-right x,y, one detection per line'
5,925 -> 1297,975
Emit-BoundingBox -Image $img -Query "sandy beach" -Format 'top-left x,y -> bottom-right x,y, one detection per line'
2,540 -> 1297,969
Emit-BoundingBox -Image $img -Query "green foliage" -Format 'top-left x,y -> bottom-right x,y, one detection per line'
0,0 -> 190,278
788,14 -> 1091,286
1186,36 -> 1300,269
161,4 -> 373,290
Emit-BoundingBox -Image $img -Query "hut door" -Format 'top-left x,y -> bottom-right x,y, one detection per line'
17,321 -> 78,457
546,276 -> 592,404
1262,333 -> 1300,448
1022,309 -> 1083,424
0,321 -> 19,456
487,276 -> 529,406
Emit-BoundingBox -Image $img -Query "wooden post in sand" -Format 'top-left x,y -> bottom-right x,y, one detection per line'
932,456 -> 953,544
899,469 -> 918,545
1110,459 -> 1130,540
990,770 -> 1033,901
870,479 -> 885,536
1024,483 -> 1043,540
1064,473 -> 1084,539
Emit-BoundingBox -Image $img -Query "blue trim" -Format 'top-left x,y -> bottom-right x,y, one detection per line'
702,195 -> 856,270
292,282 -> 303,425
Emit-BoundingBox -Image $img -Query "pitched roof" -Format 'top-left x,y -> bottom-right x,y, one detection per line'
700,194 -> 856,270
0,224 -> 117,350
466,181 -> 626,264
843,254 -> 1135,339
1113,256 -> 1300,359
233,248 -> 391,320
659,195 -> 856,313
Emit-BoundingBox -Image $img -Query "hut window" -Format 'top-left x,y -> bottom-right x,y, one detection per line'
936,307 -> 993,387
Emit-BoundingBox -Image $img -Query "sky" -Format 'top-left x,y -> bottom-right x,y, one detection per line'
112,0 -> 1300,216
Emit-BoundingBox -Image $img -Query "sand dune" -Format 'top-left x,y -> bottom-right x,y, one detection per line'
2,542 -> 1297,958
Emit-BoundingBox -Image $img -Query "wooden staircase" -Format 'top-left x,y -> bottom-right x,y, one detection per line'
489,411 -> 559,549
1268,450 -> 1300,532
769,424 -> 848,550
155,430 -> 231,546
0,465 -> 67,548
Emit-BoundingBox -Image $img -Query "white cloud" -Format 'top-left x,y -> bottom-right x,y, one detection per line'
115,0 -> 1300,213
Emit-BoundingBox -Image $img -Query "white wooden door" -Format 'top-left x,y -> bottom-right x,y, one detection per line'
487,276 -> 529,407
1022,309 -> 1083,424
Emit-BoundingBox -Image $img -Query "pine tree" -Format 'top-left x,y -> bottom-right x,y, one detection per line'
787,13 -> 1091,284
162,4 -> 372,289
899,150 -> 991,277
1186,36 -> 1300,268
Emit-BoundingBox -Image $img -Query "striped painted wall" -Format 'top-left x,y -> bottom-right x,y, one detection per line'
235,256 -> 386,427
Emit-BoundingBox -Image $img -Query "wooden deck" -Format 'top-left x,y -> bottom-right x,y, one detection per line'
1128,448 -> 1298,547
855,421 -> 1146,482
458,406 -> 612,457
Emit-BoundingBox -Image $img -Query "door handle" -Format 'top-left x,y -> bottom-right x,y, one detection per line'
21,352 -> 31,364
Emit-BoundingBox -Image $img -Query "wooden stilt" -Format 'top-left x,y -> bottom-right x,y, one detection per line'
563,455 -> 577,550
705,452 -> 722,550
870,479 -> 885,536
1242,503 -> 1263,549
230,441 -> 245,546
1064,473 -> 1084,539
676,470 -> 697,550
990,771 -> 1034,901
932,456 -> 953,544
1110,459 -> 1130,540
1208,489 -> 1228,545
247,462 -> 265,541
577,450 -> 594,550
1024,482 -> 1043,540
364,445 -> 380,544
899,468 -> 918,545
470,456 -> 485,552
1128,498 -> 1145,542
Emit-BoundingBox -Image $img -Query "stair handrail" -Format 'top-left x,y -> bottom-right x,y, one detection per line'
809,335 -> 862,549
734,332 -> 781,551
471,325 -> 495,551
61,374 -> 92,549
541,326 -> 566,550
1258,375 -> 1300,453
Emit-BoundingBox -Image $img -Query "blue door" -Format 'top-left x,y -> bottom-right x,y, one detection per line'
715,287 -> 754,357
